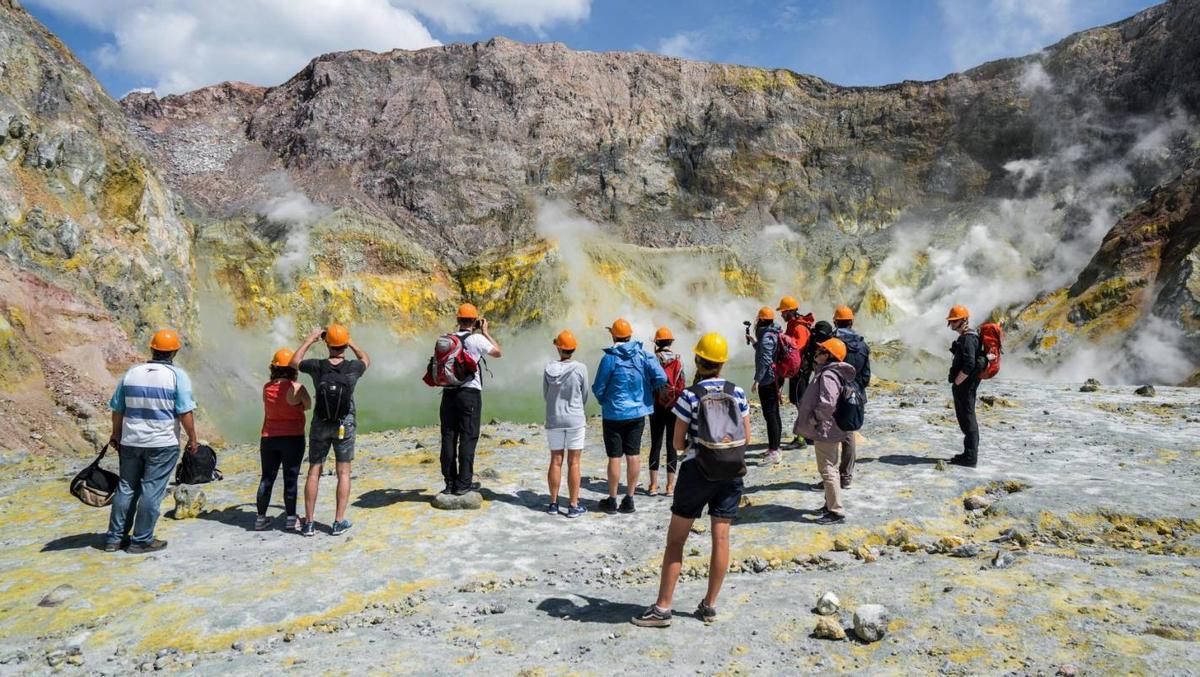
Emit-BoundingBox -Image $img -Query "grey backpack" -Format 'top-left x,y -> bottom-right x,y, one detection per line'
688,382 -> 747,481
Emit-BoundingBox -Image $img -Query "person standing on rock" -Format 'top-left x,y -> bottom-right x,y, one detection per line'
290,324 -> 370,537
592,318 -> 667,515
543,330 -> 588,518
632,333 -> 750,628
778,296 -> 815,449
256,348 -> 311,531
648,326 -> 685,496
832,305 -> 870,489
438,304 -> 503,496
946,305 -> 981,467
794,337 -> 856,524
104,329 -> 198,554
748,307 -> 783,464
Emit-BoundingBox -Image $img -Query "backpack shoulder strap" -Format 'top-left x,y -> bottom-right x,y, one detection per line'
721,380 -> 736,396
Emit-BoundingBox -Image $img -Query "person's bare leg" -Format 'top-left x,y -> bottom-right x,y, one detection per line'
704,517 -> 733,607
548,450 -> 564,503
626,455 -> 641,498
304,463 -> 321,523
665,471 -> 676,496
648,469 -> 659,495
653,514 -> 694,609
334,461 -> 351,522
607,457 -> 620,498
566,450 -> 582,507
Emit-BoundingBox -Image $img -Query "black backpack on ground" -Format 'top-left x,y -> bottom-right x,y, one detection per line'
314,361 -> 356,421
176,444 -> 222,484
833,375 -> 866,432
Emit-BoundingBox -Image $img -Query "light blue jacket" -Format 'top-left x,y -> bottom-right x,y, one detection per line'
592,340 -> 668,421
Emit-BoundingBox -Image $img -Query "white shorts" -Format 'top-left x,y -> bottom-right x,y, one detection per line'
546,427 -> 586,451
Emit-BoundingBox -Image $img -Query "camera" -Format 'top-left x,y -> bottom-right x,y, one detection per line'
320,330 -> 327,340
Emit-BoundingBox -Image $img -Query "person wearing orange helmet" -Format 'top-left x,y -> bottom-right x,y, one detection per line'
104,329 -> 199,553
749,306 -> 784,464
592,317 -> 668,514
831,304 -> 871,489
778,296 -> 815,448
543,330 -> 589,517
794,337 -> 857,523
256,348 -> 312,532
436,303 -> 503,496
946,304 -> 981,467
648,326 -> 686,496
290,323 -> 371,536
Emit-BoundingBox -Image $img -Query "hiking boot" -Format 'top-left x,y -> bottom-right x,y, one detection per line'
696,601 -> 717,624
127,539 -> 168,554
546,502 -> 560,516
948,455 -> 977,468
254,515 -> 272,531
599,497 -> 618,514
631,605 -> 672,628
453,482 -> 481,496
766,449 -> 782,465
285,515 -> 300,531
103,538 -> 128,553
619,496 -> 636,513
816,512 -> 846,525
566,504 -> 587,518
331,519 -> 353,536
301,520 -> 316,537
440,483 -> 453,495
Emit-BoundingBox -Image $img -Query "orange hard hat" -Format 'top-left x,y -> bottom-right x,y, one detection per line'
554,330 -> 577,351
271,348 -> 294,367
608,318 -> 632,339
777,296 -> 799,312
149,329 -> 182,352
833,304 -> 855,321
457,303 -> 480,320
654,326 -> 674,342
324,323 -> 350,348
818,337 -> 847,362
757,306 -> 775,321
946,304 -> 969,323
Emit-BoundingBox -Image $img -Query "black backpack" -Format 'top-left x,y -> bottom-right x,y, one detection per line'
314,361 -> 356,421
176,444 -> 222,485
833,376 -> 866,432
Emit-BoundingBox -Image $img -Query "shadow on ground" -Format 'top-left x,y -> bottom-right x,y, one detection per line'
537,594 -> 646,624
41,533 -> 106,552
353,488 -> 428,508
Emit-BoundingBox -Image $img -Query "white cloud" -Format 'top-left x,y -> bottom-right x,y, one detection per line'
657,30 -> 706,60
938,0 -> 1074,70
392,0 -> 590,34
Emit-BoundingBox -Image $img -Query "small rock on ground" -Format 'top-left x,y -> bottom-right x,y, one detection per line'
431,492 -> 482,510
173,486 -> 206,519
816,591 -> 840,615
853,604 -> 890,642
964,495 -> 993,510
1135,385 -> 1155,397
813,616 -> 846,640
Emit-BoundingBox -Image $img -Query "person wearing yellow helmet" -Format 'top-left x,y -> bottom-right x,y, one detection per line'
632,332 -> 751,628
256,348 -> 312,532
946,305 -> 981,467
794,337 -> 857,524
290,324 -> 371,537
104,329 -> 199,553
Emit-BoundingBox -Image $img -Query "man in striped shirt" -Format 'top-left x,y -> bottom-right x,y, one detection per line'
104,329 -> 198,554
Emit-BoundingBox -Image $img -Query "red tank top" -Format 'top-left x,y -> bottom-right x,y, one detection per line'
261,380 -> 306,437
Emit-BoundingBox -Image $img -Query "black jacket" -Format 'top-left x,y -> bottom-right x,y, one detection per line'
949,331 -> 981,383
835,328 -> 871,391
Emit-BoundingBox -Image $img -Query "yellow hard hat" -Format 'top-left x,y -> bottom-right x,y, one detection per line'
946,304 -> 969,323
149,329 -> 181,352
694,332 -> 729,364
833,305 -> 855,321
777,295 -> 799,312
553,330 -> 577,351
324,323 -> 350,348
271,348 -> 294,367
818,337 -> 847,362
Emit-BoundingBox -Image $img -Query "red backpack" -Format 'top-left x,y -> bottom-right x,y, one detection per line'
774,331 -> 803,381
655,356 -> 686,409
978,323 -> 1003,380
422,333 -> 479,387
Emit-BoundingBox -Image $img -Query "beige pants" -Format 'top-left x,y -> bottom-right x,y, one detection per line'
813,441 -> 843,515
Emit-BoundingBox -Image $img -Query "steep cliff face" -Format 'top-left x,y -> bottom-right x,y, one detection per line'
0,0 -> 194,453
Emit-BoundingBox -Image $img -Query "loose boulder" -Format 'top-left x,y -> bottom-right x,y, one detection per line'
1079,378 -> 1101,393
172,485 -> 205,519
432,492 -> 482,510
853,604 -> 890,642
964,495 -> 993,511
815,591 -> 840,616
813,616 -> 846,640
1135,385 -> 1155,397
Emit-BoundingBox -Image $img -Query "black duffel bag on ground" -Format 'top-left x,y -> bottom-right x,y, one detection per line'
70,443 -> 121,507
176,444 -> 222,485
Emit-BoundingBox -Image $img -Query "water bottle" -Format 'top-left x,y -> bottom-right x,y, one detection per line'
337,424 -> 345,440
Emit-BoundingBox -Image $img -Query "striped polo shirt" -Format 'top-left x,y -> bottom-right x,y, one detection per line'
109,361 -> 197,448
672,378 -> 750,464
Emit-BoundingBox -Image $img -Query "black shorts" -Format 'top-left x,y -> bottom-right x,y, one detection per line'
670,460 -> 744,520
309,416 -> 356,464
602,417 -> 645,458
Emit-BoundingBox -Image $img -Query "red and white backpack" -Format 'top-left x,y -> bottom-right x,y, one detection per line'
422,332 -> 479,387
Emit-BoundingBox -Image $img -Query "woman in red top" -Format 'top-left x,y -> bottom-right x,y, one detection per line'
257,348 -> 311,531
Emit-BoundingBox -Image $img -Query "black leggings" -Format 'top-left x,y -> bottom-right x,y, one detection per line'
648,406 -> 678,473
759,381 -> 782,450
257,436 -> 305,516
952,378 -> 980,459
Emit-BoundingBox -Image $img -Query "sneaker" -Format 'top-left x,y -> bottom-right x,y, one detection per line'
453,481 -> 481,496
331,519 -> 353,536
440,483 -> 453,495
948,456 -> 977,468
127,539 -> 168,554
301,520 -> 316,537
631,605 -> 672,628
546,502 -> 560,515
618,496 -> 636,513
285,515 -> 300,531
696,601 -> 717,624
566,504 -> 587,518
254,515 -> 272,531
599,497 -> 618,514
816,512 -> 846,525
103,539 -> 125,553
766,449 -> 782,465
790,436 -> 808,449
840,477 -> 852,490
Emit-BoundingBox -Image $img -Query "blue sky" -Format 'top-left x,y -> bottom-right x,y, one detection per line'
26,0 -> 1159,97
